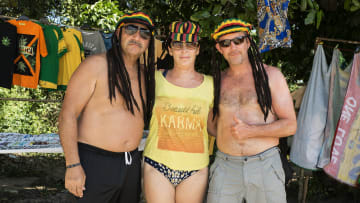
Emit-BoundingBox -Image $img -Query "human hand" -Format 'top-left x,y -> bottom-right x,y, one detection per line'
231,116 -> 252,140
65,165 -> 86,198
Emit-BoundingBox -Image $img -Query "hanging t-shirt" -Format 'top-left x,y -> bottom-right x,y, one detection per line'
8,20 -> 48,89
80,30 -> 106,57
144,70 -> 214,171
37,23 -> 67,89
58,28 -> 84,90
0,21 -> 18,89
100,31 -> 113,51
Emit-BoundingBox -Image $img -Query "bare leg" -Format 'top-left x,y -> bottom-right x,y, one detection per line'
143,162 -> 176,203
175,167 -> 208,203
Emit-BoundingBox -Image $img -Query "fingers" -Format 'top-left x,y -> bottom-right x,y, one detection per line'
66,181 -> 85,197
76,185 -> 84,198
65,168 -> 86,198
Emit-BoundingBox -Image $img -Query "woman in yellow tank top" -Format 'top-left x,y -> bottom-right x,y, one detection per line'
143,21 -> 214,203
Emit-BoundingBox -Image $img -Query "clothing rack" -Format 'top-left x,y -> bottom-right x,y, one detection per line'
316,37 -> 360,45
314,37 -> 360,57
0,15 -> 106,31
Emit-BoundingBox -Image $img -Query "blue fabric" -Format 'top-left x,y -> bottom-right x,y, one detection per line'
101,32 -> 113,51
257,0 -> 292,53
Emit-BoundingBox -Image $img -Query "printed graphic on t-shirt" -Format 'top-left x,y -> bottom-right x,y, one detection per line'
83,41 -> 97,57
14,34 -> 37,76
156,97 -> 206,153
1,36 -> 11,47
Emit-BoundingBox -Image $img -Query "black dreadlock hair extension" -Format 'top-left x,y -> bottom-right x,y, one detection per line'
247,36 -> 272,121
156,36 -> 173,70
211,48 -> 222,121
106,26 -> 155,128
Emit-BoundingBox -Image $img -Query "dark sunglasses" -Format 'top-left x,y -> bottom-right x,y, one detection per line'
218,35 -> 248,48
170,41 -> 199,50
123,24 -> 151,40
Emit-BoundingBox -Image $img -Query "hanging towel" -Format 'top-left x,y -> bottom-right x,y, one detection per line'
290,45 -> 331,170
317,49 -> 352,168
323,52 -> 360,187
257,0 -> 292,53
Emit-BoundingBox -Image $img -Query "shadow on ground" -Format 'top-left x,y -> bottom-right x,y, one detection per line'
1,154 -> 359,203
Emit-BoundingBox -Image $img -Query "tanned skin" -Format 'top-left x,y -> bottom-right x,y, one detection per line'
213,31 -> 297,156
144,43 -> 209,203
58,23 -> 150,198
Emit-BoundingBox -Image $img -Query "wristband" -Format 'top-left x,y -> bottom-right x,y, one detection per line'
66,163 -> 81,169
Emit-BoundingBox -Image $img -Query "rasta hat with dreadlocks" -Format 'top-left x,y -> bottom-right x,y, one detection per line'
169,21 -> 201,42
211,18 -> 272,122
157,21 -> 201,70
212,18 -> 252,41
106,11 -> 156,128
116,11 -> 155,31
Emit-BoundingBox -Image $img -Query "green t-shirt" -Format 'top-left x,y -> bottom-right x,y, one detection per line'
37,22 -> 67,89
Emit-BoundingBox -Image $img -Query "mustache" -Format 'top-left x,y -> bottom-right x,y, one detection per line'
127,40 -> 143,48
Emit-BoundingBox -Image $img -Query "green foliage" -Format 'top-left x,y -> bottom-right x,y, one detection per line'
67,0 -> 123,31
0,87 -> 63,134
0,0 -> 60,19
1,0 -> 359,134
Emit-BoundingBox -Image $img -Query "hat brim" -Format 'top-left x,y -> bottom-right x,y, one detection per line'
116,19 -> 155,31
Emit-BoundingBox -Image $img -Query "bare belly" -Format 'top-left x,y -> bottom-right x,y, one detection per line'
217,105 -> 279,156
77,109 -> 144,152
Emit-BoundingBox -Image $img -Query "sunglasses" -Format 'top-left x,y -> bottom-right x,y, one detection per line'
123,24 -> 151,40
218,35 -> 248,48
170,41 -> 199,50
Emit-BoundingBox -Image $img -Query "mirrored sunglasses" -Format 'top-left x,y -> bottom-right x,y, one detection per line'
170,41 -> 199,50
218,35 -> 248,48
124,24 -> 151,40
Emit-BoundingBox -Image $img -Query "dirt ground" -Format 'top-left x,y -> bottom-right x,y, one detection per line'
0,154 -> 359,203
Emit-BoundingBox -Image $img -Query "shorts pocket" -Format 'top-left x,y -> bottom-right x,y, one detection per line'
270,155 -> 285,186
207,158 -> 224,194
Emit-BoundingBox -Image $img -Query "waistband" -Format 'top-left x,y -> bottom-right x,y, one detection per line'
78,142 -> 138,157
216,146 -> 280,163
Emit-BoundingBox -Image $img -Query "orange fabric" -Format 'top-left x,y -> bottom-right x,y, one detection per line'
8,20 -> 48,89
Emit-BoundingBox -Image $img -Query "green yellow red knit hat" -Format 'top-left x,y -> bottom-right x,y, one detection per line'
212,18 -> 253,41
116,11 -> 154,31
169,21 -> 201,42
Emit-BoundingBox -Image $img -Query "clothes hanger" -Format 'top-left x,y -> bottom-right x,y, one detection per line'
80,24 -> 94,31
17,15 -> 30,21
355,46 -> 360,54
39,17 -> 50,25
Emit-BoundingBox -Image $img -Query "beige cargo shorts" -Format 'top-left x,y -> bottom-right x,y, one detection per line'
206,147 -> 286,203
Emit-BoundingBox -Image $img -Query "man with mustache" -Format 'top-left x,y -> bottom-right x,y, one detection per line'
58,11 -> 155,202
207,18 -> 296,203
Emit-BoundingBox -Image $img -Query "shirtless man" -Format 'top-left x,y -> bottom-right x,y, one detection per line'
58,12 -> 155,202
207,19 -> 297,203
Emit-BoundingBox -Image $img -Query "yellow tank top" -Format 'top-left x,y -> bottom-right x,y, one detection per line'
144,70 -> 214,170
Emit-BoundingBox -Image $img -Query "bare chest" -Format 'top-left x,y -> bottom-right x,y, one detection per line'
90,71 -> 146,112
220,77 -> 258,107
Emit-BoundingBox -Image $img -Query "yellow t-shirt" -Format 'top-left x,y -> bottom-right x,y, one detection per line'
144,70 -> 214,171
57,28 -> 84,90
